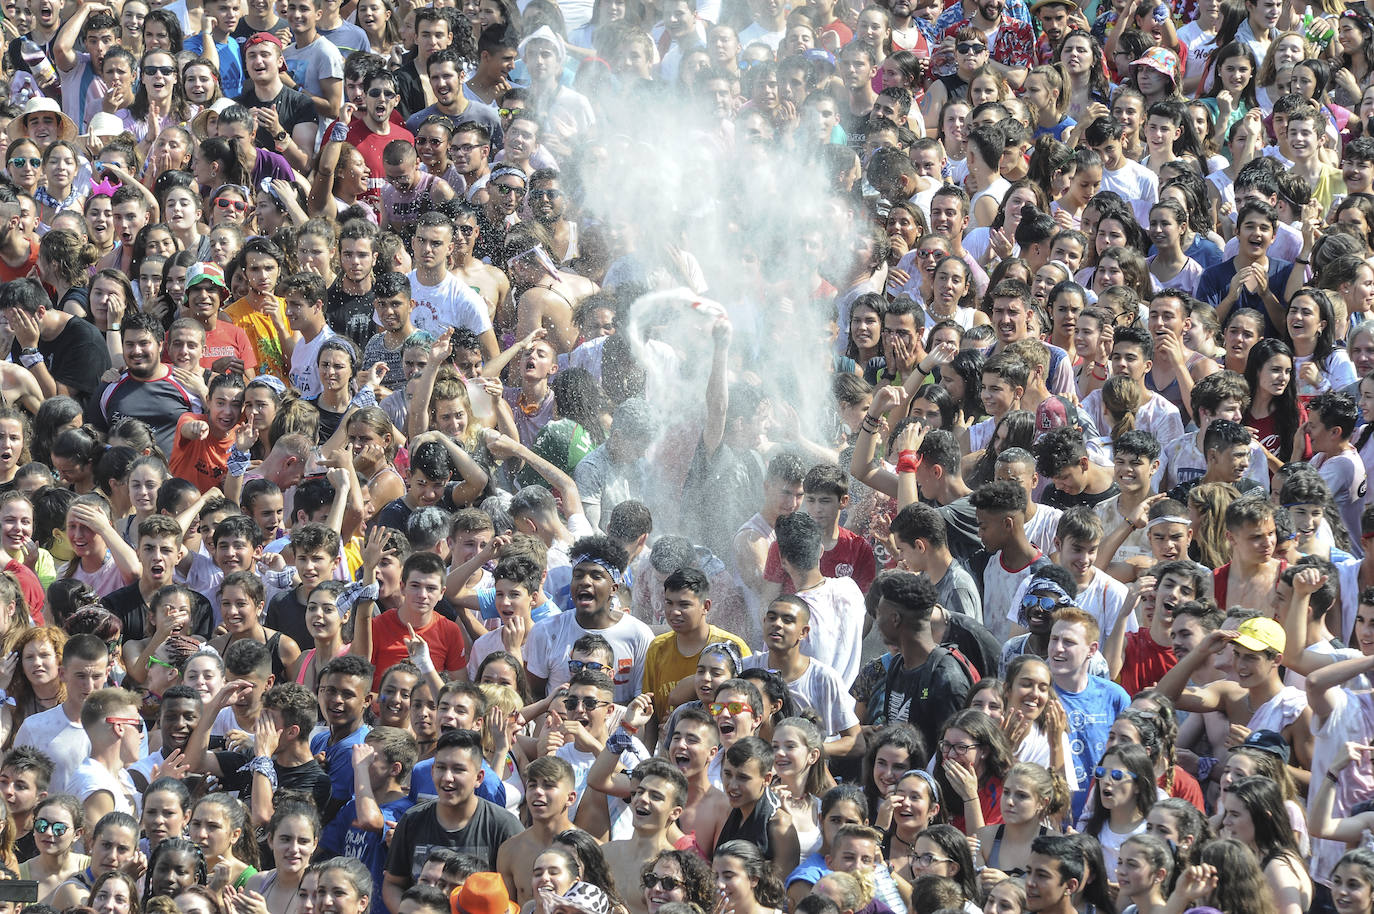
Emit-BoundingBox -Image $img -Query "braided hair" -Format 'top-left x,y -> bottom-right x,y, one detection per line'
145,837 -> 207,899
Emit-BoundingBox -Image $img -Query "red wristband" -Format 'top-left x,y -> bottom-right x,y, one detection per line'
896,450 -> 922,474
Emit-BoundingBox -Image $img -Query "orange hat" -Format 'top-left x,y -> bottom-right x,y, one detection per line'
452,874 -> 518,914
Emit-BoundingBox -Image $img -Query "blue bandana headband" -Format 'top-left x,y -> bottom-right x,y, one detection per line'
571,554 -> 623,586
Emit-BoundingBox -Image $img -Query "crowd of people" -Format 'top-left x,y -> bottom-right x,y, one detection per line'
4,0 -> 1374,913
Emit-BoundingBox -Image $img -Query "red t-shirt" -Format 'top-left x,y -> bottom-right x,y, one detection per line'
191,320 -> 257,373
763,527 -> 877,594
1119,629 -> 1177,695
0,241 -> 38,282
1164,765 -> 1206,812
170,413 -> 233,493
346,120 -> 415,204
369,609 -> 467,690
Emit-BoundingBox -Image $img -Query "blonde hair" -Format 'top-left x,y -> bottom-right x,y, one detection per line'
817,870 -> 873,911
969,65 -> 1010,100
478,683 -> 521,756
1027,64 -> 1068,121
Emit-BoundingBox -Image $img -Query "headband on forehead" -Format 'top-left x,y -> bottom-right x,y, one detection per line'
899,767 -> 941,798
248,374 -> 287,395
571,554 -> 623,586
700,641 -> 743,675
1147,515 -> 1190,530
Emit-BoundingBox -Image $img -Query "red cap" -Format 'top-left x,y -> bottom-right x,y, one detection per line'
246,31 -> 283,48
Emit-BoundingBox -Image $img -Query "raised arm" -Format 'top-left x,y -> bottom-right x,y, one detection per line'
702,316 -> 731,458
484,431 -> 584,519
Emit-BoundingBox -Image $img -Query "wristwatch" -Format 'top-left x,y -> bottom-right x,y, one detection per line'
274,131 -> 289,146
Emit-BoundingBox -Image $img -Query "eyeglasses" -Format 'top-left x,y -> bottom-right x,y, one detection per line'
147,655 -> 178,671
214,198 -> 247,211
452,143 -> 485,153
143,65 -> 176,76
568,659 -> 611,673
529,188 -> 562,200
34,818 -> 70,837
106,716 -> 146,731
913,853 -> 955,867
709,701 -> 754,716
456,223 -> 476,236
492,183 -> 525,196
366,87 -> 399,99
939,740 -> 979,754
8,157 -> 39,168
956,42 -> 986,53
1095,766 -> 1136,781
498,107 -> 524,118
642,875 -> 684,892
562,696 -> 612,712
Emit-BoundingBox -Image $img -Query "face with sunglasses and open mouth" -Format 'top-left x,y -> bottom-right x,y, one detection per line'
32,795 -> 81,865
556,676 -> 616,748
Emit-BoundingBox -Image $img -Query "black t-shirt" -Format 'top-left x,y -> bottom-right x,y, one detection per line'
102,583 -> 215,641
326,279 -> 377,351
265,588 -> 312,652
17,313 -> 112,409
938,496 -> 982,570
941,612 -> 1002,681
1041,481 -> 1121,511
15,830 -> 35,863
232,17 -> 289,41
369,496 -> 415,534
86,371 -> 197,456
393,55 -> 425,119
385,798 -> 521,876
307,396 -> 346,444
215,750 -> 332,808
884,647 -> 974,752
233,84 -> 317,150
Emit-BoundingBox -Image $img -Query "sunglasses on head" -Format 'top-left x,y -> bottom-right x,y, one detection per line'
215,198 -> 247,211
143,64 -> 176,76
8,157 -> 39,168
34,818 -> 70,837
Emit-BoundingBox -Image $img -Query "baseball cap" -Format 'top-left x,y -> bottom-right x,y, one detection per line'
1231,617 -> 1285,655
185,262 -> 228,292
1240,729 -> 1291,764
246,31 -> 283,48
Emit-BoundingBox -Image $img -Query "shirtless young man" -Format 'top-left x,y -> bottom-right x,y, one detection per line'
495,755 -> 577,905
603,759 -> 689,914
450,204 -> 510,326
504,226 -> 599,353
1213,496 -> 1284,616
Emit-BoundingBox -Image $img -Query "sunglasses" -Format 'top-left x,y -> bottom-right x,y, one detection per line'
709,701 -> 753,716
642,875 -> 683,892
456,223 -> 476,236
956,42 -> 986,53
143,64 -> 176,76
452,142 -> 485,153
366,87 -> 398,99
1094,766 -> 1135,781
106,715 -> 146,731
529,188 -> 562,200
414,136 -> 445,146
147,655 -> 178,671
8,157 -> 40,168
498,107 -> 524,118
1021,594 -> 1065,614
214,198 -> 247,211
492,183 -> 525,196
562,696 -> 612,712
567,659 -> 610,673
34,818 -> 70,837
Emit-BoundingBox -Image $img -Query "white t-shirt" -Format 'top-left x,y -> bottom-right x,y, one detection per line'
1007,566 -> 1138,637
792,576 -> 865,687
12,705 -> 88,794
67,759 -> 137,816
524,610 -> 655,703
1177,21 -> 1216,83
740,655 -> 859,741
1024,505 -> 1065,556
282,36 -> 345,105
288,325 -> 338,399
1101,159 -> 1159,226
555,737 -> 648,838
406,271 -> 493,338
1312,449 -> 1369,555
1158,430 -> 1270,491
981,549 -> 1042,644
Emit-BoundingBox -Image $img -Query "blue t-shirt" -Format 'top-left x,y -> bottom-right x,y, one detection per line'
319,794 -> 415,914
183,33 -> 244,97
409,755 -> 506,807
310,723 -> 372,807
786,851 -> 828,888
1055,674 -> 1131,821
1195,258 -> 1296,336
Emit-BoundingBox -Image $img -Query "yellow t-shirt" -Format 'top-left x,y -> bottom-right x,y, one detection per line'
225,297 -> 292,379
642,625 -> 751,722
